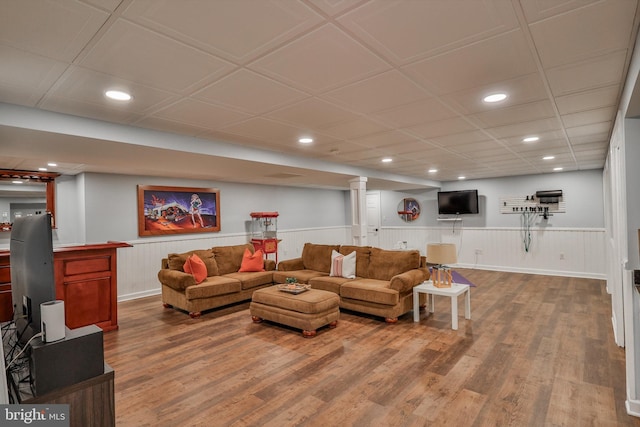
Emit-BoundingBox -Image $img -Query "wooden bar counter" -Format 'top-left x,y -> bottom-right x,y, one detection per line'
0,241 -> 131,330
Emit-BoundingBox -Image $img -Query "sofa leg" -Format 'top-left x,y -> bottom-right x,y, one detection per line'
189,311 -> 201,318
251,316 -> 263,323
385,317 -> 398,324
329,320 -> 338,328
162,303 -> 172,309
302,329 -> 317,338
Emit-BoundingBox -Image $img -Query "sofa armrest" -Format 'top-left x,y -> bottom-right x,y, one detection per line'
158,269 -> 196,291
277,258 -> 304,271
389,268 -> 430,293
264,259 -> 276,271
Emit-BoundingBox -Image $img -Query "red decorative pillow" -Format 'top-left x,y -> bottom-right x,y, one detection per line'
183,254 -> 207,284
239,248 -> 265,272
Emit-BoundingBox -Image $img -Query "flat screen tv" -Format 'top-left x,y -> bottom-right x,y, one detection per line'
437,189 -> 479,215
10,213 -> 55,336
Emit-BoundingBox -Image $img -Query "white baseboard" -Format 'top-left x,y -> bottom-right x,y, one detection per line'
626,398 -> 640,418
454,263 -> 606,280
118,288 -> 161,302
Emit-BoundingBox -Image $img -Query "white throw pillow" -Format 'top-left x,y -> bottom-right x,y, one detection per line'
329,250 -> 356,279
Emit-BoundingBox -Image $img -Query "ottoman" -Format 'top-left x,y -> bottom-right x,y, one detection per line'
250,286 -> 340,337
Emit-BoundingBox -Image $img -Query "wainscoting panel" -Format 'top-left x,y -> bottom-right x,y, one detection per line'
116,225 -> 604,301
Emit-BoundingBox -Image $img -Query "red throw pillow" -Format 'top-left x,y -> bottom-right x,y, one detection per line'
183,253 -> 207,284
239,248 -> 265,272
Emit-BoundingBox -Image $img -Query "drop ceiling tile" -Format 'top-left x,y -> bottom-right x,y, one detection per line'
565,121 -> 612,138
403,30 -> 538,96
561,107 -> 616,129
569,132 -> 609,145
249,24 -> 390,93
486,117 -> 563,139
154,99 -> 251,129
520,0 -> 600,23
555,85 -> 620,115
471,100 -> 556,128
194,69 -> 309,115
306,0 -> 365,16
430,130 -> 491,147
320,117 -> 391,140
375,140 -> 436,155
0,1 -> 109,61
218,117 -> 312,146
0,45 -> 68,106
266,98 -> 359,130
528,0 -> 637,68
546,51 -> 627,97
371,97 -> 459,128
349,130 -> 415,149
42,67 -> 177,114
441,73 -> 549,115
338,0 -> 518,65
405,117 -> 477,139
323,70 -> 430,113
81,19 -> 235,94
123,0 -> 323,63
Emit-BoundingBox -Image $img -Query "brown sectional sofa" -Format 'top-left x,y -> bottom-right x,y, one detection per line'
274,243 -> 429,323
158,243 -> 275,318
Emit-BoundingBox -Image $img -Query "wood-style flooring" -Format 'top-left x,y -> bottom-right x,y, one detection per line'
104,269 -> 640,426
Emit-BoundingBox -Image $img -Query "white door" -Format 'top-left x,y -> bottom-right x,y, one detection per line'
366,192 -> 380,247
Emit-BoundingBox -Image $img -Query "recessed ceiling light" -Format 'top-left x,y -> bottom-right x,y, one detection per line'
105,90 -> 132,101
523,136 -> 539,143
12,180 -> 23,185
428,169 -> 438,173
458,176 -> 466,180
47,162 -> 57,167
382,158 -> 393,163
38,167 -> 47,171
543,156 -> 555,160
298,137 -> 313,144
553,167 -> 563,171
483,93 -> 507,103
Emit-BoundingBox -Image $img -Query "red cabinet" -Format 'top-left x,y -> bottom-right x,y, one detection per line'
0,242 -> 131,331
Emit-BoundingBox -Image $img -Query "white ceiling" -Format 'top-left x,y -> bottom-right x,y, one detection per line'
0,0 -> 639,190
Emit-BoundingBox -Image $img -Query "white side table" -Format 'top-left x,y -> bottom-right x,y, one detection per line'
413,281 -> 471,330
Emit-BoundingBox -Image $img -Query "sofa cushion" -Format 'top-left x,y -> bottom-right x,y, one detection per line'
168,249 -> 219,277
339,245 -> 371,278
225,271 -> 274,290
239,248 -> 265,272
340,279 -> 399,306
212,243 -> 255,275
301,243 -> 340,273
308,275 -> 352,294
183,254 -> 207,284
185,276 -> 242,300
367,248 -> 421,281
273,270 -> 328,285
330,250 -> 356,279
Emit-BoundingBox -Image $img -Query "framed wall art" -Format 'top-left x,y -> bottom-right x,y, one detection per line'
137,185 -> 220,236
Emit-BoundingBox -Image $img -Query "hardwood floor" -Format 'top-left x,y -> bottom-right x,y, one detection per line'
104,269 -> 640,426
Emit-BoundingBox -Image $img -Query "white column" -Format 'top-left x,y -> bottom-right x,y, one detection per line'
349,177 -> 367,246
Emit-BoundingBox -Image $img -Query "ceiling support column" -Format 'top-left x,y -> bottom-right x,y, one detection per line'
349,177 -> 367,246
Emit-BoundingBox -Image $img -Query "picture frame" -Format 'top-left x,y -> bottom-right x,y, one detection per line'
137,185 -> 220,236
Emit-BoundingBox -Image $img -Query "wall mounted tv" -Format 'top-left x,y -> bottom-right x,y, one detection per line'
437,189 -> 479,215
10,213 -> 55,337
